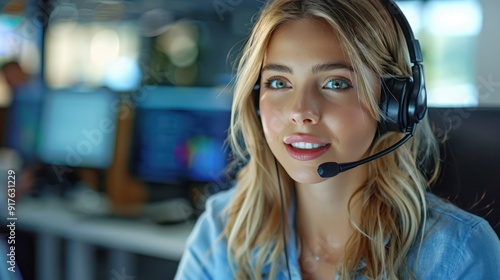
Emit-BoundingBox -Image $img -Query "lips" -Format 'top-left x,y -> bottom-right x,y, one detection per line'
284,135 -> 330,161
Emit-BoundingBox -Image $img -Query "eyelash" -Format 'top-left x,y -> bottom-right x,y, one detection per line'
324,78 -> 352,90
263,77 -> 353,91
264,77 -> 290,90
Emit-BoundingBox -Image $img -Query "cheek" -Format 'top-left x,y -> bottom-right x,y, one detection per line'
324,104 -> 377,148
339,108 -> 377,146
260,103 -> 287,142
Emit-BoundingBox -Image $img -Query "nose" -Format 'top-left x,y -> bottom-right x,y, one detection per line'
288,89 -> 320,125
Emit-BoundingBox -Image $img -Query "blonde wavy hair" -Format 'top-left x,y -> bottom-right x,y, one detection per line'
224,0 -> 440,278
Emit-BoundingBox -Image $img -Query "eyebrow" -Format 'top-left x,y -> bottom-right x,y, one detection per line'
261,63 -> 354,74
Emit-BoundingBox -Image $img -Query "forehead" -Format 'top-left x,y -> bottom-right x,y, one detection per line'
264,18 -> 350,65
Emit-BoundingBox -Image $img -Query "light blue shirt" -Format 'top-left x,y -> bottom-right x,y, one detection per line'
175,187 -> 500,279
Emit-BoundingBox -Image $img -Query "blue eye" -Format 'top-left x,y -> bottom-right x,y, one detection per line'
265,78 -> 291,90
324,79 -> 352,90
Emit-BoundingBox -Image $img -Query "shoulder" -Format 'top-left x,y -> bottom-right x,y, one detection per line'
174,187 -> 236,280
193,187 -> 236,238
205,187 -> 237,216
408,192 -> 500,279
424,192 -> 498,245
187,187 -> 236,244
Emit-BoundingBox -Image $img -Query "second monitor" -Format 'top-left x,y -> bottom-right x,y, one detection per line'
129,86 -> 233,185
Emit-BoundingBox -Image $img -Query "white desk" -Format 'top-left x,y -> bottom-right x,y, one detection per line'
16,197 -> 194,280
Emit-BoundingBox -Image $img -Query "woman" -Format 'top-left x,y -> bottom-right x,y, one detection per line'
175,0 -> 500,279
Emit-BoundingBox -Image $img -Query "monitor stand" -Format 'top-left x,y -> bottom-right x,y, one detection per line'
140,182 -> 194,224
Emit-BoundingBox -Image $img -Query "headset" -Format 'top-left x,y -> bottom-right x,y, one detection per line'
251,0 -> 426,277
253,0 -> 428,178
379,0 -> 427,134
253,0 -> 426,134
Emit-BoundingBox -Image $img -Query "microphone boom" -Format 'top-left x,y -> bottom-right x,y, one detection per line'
317,132 -> 414,178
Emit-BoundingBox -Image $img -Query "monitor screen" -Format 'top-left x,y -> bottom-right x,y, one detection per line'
129,86 -> 232,184
37,88 -> 119,169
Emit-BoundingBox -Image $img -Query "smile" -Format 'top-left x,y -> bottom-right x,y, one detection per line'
290,142 -> 326,149
285,143 -> 330,161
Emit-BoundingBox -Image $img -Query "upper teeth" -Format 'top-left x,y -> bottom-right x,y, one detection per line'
290,142 -> 324,149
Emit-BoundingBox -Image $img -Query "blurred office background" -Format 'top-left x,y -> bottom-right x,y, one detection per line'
0,0 -> 498,279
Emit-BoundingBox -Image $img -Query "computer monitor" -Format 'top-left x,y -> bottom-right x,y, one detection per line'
428,107 -> 500,236
129,86 -> 232,185
3,80 -> 44,166
37,88 -> 119,169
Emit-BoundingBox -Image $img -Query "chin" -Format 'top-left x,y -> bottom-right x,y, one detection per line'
286,167 -> 325,184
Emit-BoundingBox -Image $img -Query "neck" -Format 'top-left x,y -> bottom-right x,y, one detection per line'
295,166 -> 367,259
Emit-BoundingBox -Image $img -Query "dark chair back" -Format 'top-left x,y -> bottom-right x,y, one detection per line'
428,107 -> 500,236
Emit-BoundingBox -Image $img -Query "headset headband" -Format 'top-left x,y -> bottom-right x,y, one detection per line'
383,0 -> 423,64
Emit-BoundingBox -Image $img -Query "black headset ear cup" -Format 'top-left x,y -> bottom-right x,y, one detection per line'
253,83 -> 260,117
408,63 -> 427,125
379,66 -> 427,134
379,76 -> 411,133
